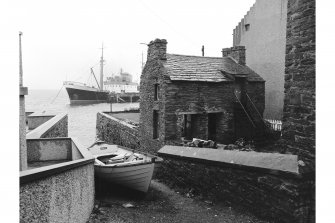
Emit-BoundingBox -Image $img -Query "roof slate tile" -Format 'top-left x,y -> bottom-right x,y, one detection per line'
165,54 -> 264,82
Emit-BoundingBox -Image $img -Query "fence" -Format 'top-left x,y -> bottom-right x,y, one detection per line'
265,119 -> 282,131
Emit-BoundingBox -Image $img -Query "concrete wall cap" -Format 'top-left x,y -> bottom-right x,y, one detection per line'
26,113 -> 67,139
158,145 -> 299,174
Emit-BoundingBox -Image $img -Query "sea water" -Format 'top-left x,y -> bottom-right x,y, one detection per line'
25,89 -> 139,148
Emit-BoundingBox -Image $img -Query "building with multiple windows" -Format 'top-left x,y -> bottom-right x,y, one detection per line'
104,72 -> 139,93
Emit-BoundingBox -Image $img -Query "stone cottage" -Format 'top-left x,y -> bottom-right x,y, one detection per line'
139,39 -> 265,153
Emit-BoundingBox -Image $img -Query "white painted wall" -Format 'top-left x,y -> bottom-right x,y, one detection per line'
104,83 -> 138,93
233,0 -> 287,119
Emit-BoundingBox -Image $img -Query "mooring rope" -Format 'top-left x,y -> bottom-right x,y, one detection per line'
39,85 -> 64,113
50,85 -> 64,105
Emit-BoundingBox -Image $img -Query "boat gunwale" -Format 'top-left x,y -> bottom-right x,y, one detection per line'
88,142 -> 163,161
94,160 -> 155,169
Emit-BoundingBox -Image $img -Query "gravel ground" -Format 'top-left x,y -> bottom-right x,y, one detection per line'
88,180 -> 269,223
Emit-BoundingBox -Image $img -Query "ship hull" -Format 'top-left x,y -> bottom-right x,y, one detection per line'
64,86 -> 109,105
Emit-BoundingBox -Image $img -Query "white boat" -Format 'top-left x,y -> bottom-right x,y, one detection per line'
88,142 -> 162,193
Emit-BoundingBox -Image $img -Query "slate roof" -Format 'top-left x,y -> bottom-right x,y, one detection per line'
164,54 -> 264,82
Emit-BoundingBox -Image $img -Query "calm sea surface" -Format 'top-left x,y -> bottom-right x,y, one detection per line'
25,89 -> 139,148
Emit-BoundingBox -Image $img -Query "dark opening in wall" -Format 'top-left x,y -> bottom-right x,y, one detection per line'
245,24 -> 250,31
154,84 -> 160,101
182,114 -> 206,140
153,110 -> 159,139
234,77 -> 247,105
208,113 -> 217,141
182,114 -> 193,140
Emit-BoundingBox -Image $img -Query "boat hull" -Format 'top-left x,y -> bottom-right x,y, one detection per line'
64,86 -> 109,105
95,162 -> 155,193
88,142 -> 162,193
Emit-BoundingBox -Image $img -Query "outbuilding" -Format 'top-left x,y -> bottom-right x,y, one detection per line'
140,39 -> 265,152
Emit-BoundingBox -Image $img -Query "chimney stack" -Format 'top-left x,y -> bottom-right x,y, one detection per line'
147,39 -> 167,61
222,46 -> 246,66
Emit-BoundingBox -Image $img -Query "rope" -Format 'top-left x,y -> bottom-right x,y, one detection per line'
40,85 -> 64,113
50,85 -> 64,104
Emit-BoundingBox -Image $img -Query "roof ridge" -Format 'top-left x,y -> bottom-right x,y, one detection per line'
167,53 -> 225,60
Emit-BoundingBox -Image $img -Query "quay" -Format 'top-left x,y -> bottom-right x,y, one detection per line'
108,92 -> 140,103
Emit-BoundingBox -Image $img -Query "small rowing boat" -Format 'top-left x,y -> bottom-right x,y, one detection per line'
88,141 -> 162,193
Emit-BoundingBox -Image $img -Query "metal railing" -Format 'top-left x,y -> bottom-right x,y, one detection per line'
245,93 -> 268,127
234,92 -> 256,128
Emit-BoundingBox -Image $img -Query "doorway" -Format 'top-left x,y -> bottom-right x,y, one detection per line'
234,77 -> 246,104
208,113 -> 217,141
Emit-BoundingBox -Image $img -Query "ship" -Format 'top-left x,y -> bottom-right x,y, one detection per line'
63,80 -> 109,105
64,44 -> 109,105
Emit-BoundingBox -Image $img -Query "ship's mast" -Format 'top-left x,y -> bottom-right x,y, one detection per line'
99,43 -> 104,91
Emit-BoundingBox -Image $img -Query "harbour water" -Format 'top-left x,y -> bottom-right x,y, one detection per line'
25,89 -> 139,147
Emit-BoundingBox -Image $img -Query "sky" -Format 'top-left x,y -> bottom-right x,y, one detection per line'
1,0 -> 255,89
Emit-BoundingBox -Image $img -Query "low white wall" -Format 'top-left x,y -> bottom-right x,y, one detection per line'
20,137 -> 95,223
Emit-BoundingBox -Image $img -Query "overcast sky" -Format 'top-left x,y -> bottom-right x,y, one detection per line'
2,0 -> 255,89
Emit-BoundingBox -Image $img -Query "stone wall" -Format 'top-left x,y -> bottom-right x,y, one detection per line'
281,0 -> 315,220
222,46 -> 246,65
96,112 -> 140,150
282,0 -> 315,173
164,81 -> 236,144
139,46 -> 166,154
157,146 -> 314,223
246,81 -> 265,116
20,164 -> 94,223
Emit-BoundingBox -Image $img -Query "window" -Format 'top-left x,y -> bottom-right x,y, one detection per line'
154,84 -> 160,101
152,110 -> 159,139
153,110 -> 159,139
245,24 -> 250,31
